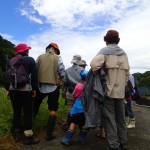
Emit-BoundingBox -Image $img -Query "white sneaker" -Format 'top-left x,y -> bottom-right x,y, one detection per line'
127,119 -> 135,128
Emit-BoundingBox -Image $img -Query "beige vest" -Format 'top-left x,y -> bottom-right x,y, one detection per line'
38,53 -> 59,84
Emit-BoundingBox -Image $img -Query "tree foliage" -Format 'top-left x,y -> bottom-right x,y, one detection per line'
133,71 -> 150,87
0,35 -> 15,72
0,35 -> 15,85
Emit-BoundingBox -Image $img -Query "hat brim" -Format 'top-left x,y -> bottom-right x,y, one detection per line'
71,60 -> 83,65
13,46 -> 31,54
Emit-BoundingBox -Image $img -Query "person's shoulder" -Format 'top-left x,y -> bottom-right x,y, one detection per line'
24,56 -> 36,64
98,46 -> 108,54
66,66 -> 72,71
26,56 -> 35,61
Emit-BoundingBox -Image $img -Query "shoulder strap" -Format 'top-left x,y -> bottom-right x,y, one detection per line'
9,55 -> 23,66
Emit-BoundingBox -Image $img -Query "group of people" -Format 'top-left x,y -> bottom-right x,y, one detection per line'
6,29 -> 136,150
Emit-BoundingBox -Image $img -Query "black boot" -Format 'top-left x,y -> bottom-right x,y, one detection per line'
45,115 -> 57,141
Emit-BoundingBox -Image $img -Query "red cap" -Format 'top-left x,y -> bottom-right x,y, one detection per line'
14,43 -> 31,54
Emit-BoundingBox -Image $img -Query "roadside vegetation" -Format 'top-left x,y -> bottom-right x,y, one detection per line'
0,87 -> 68,150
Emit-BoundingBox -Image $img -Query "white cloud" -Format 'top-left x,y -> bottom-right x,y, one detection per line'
2,0 -> 150,74
24,0 -> 150,74
21,0 -> 143,29
20,3 -> 43,24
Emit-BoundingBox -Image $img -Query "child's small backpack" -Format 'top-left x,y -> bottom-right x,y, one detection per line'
6,55 -> 29,89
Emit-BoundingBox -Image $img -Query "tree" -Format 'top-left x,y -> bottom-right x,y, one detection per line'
0,35 -> 15,86
133,71 -> 150,87
0,35 -> 15,72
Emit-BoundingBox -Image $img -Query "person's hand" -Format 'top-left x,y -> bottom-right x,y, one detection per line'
32,90 -> 36,98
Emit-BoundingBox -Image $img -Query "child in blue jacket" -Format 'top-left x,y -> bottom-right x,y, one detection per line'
61,69 -> 88,145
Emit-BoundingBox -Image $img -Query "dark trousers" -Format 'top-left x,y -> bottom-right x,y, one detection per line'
10,90 -> 32,130
102,97 -> 127,149
33,86 -> 60,116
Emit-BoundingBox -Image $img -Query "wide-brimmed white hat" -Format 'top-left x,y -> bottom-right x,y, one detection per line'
71,55 -> 82,65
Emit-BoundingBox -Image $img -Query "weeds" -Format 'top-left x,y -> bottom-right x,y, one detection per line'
0,87 -> 68,149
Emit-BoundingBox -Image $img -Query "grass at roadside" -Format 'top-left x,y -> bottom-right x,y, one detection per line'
0,88 -> 13,135
0,87 -> 68,150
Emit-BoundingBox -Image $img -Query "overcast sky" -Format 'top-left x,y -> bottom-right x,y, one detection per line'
0,0 -> 150,74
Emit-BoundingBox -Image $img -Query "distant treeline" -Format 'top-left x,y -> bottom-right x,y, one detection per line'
133,71 -> 150,87
133,71 -> 150,96
0,35 -> 15,85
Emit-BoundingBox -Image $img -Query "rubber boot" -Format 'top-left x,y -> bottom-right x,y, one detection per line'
61,130 -> 74,145
125,117 -> 130,127
45,115 -> 57,141
127,118 -> 135,128
79,129 -> 88,144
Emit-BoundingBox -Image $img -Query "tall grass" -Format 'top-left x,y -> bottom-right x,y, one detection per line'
0,88 -> 13,135
0,87 -> 68,149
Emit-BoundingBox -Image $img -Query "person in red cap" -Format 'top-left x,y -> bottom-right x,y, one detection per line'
6,43 -> 39,145
35,42 -> 65,141
90,30 -> 129,150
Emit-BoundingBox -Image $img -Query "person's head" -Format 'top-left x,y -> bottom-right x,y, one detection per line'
79,60 -> 88,69
80,69 -> 88,81
71,55 -> 82,65
104,30 -> 120,45
14,43 -> 31,56
46,42 -> 60,55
